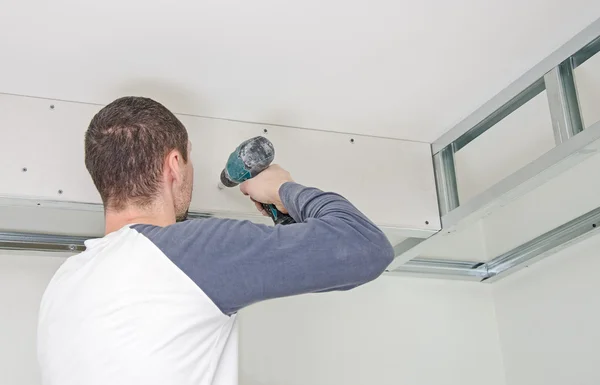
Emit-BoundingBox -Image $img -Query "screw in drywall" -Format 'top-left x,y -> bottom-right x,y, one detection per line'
58,189 -> 63,195
263,128 -> 268,134
68,244 -> 77,251
22,167 -> 28,172
50,104 -> 55,110
350,138 -> 355,144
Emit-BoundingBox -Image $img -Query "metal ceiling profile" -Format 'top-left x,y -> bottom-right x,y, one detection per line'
388,17 -> 600,281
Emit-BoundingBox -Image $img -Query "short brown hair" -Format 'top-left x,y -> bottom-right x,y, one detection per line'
85,96 -> 188,211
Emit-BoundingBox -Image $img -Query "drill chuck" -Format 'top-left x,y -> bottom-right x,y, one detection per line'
219,169 -> 239,188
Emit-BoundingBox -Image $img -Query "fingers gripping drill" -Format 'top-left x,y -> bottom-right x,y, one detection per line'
218,136 -> 296,225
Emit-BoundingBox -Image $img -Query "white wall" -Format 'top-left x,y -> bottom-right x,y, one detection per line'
492,233 -> 600,385
0,252 -> 67,385
0,252 -> 509,385
4,241 -> 600,385
239,276 -> 506,385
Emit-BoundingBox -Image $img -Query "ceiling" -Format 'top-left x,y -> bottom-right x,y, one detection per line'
1,0 -> 599,142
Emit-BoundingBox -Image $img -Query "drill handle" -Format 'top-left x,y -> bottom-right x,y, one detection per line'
261,203 -> 296,225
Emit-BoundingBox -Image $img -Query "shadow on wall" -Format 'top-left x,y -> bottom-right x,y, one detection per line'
112,78 -> 212,118
114,78 -> 307,130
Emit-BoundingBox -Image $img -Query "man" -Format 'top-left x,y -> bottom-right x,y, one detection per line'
37,96 -> 394,385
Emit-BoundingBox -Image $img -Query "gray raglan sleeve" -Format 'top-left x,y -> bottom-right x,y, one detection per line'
133,182 -> 394,315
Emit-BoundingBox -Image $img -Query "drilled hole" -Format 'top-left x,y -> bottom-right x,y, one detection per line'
22,167 -> 27,172
263,129 -> 268,134
593,224 -> 597,228
350,138 -> 355,143
58,189 -> 63,195
425,221 -> 430,225
49,104 -> 55,110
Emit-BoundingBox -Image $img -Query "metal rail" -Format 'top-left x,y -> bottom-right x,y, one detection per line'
432,18 -> 600,154
388,206 -> 600,281
387,18 -> 600,280
4,204 -> 598,282
483,206 -> 600,282
0,232 -> 88,252
0,230 -> 486,280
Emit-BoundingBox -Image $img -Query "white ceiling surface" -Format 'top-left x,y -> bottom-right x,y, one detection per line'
1,1 -> 600,142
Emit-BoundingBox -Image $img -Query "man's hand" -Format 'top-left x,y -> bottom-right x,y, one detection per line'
240,164 -> 294,216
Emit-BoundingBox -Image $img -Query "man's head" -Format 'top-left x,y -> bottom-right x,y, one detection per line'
85,96 -> 193,222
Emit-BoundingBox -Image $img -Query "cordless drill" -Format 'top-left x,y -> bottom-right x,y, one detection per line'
218,136 -> 295,225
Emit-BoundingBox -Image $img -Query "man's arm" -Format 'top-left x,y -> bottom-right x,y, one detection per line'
133,171 -> 394,316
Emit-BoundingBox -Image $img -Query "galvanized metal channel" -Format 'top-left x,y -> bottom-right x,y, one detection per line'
390,18 -> 600,280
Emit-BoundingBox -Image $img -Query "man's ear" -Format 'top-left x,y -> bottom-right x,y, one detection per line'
165,149 -> 183,183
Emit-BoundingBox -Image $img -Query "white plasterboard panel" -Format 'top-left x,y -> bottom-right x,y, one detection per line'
0,201 -> 104,237
413,221 -> 488,262
1,1 -> 599,142
0,197 -> 411,246
379,232 -> 408,247
0,94 -> 440,237
575,49 -> 600,129
481,149 -> 600,259
0,196 -> 273,238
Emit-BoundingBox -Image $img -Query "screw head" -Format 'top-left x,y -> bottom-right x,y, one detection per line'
68,244 -> 77,251
50,104 -> 55,110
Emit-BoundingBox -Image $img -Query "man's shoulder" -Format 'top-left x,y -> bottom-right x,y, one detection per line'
131,217 -> 267,240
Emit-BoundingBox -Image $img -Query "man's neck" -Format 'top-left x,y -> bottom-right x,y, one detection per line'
104,204 -> 176,235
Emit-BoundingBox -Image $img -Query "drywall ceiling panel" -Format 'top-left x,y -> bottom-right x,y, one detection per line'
0,201 -> 104,237
415,220 -> 488,262
0,93 -> 440,239
0,0 -> 599,142
0,199 -> 409,249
